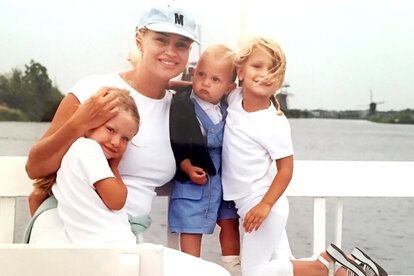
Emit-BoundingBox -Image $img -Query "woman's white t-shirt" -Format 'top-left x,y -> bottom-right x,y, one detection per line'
222,87 -> 294,200
70,73 -> 176,217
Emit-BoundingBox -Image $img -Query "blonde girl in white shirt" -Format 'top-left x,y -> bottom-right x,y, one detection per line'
222,38 -> 381,276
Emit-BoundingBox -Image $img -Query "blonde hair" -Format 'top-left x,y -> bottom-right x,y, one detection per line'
108,88 -> 140,129
128,49 -> 141,68
235,37 -> 286,115
33,89 -> 140,196
129,28 -> 148,67
201,44 -> 237,83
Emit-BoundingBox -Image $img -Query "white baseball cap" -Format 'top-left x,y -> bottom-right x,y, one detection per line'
137,3 -> 199,44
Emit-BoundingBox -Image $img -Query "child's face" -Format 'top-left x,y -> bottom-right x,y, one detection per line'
86,112 -> 138,160
193,55 -> 235,104
137,30 -> 192,81
238,47 -> 279,98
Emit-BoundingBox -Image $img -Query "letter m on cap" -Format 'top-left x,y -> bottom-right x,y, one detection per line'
174,13 -> 184,26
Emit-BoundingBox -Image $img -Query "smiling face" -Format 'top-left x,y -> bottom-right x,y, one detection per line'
238,47 -> 281,99
86,111 -> 139,160
137,30 -> 192,81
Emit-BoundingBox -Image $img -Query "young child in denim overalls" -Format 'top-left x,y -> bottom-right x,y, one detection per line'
169,45 -> 241,271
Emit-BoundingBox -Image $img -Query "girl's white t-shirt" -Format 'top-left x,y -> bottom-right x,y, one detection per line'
70,73 -> 176,217
52,137 -> 136,245
222,87 -> 294,200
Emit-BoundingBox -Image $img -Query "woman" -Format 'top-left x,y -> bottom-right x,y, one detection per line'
25,3 -> 229,275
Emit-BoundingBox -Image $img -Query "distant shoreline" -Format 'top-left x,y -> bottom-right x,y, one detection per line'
284,108 -> 414,124
2,108 -> 414,124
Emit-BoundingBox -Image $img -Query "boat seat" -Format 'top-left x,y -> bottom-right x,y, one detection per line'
0,243 -> 163,276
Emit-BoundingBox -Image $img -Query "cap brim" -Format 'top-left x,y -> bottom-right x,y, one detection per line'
143,23 -> 200,44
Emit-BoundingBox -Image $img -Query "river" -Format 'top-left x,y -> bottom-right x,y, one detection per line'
1,119 -> 413,274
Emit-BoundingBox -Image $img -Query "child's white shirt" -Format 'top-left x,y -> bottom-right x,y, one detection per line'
52,137 -> 136,245
191,91 -> 223,136
222,87 -> 294,200
70,72 -> 176,217
191,92 -> 223,124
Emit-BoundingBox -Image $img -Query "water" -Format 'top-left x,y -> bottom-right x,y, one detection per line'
1,119 -> 414,274
291,119 -> 414,161
0,122 -> 49,156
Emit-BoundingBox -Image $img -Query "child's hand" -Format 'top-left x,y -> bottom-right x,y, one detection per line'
188,166 -> 207,185
243,201 -> 272,233
108,156 -> 122,170
180,159 -> 207,185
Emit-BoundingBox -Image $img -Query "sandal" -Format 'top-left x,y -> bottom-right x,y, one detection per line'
318,255 -> 340,276
351,247 -> 388,276
320,244 -> 366,276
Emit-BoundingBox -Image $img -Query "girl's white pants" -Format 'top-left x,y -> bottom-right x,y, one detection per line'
235,191 -> 294,276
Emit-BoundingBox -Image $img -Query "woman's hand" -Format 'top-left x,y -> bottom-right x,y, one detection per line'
26,87 -> 121,180
70,87 -> 120,134
243,201 -> 272,233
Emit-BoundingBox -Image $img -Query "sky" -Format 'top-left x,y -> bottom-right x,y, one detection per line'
1,0 -> 413,111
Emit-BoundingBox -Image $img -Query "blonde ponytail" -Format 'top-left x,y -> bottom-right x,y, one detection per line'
270,94 -> 284,116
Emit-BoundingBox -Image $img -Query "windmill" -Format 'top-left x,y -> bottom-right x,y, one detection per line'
276,83 -> 294,111
368,89 -> 385,115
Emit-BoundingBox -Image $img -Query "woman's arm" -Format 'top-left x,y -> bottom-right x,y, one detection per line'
243,155 -> 294,233
93,158 -> 127,211
168,80 -> 192,90
25,88 -> 118,179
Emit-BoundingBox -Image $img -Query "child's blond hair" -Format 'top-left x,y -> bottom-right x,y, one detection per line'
201,44 -> 237,83
235,37 -> 286,115
33,88 -> 140,196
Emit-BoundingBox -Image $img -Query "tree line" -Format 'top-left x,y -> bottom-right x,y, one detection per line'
0,60 -> 63,121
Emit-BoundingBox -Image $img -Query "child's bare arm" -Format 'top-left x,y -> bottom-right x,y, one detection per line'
93,158 -> 127,210
94,178 -> 127,210
28,191 -> 50,216
243,155 -> 293,233
180,159 -> 207,185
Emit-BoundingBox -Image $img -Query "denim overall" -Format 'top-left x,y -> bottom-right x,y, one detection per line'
168,99 -> 229,234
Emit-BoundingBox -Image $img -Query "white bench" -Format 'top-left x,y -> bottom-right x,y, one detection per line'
0,243 -> 163,276
1,156 -> 413,275
0,156 -> 165,276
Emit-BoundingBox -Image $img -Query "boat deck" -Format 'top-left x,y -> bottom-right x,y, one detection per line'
1,157 -> 413,275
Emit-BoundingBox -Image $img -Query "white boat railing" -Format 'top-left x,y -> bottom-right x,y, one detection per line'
1,156 -> 413,276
